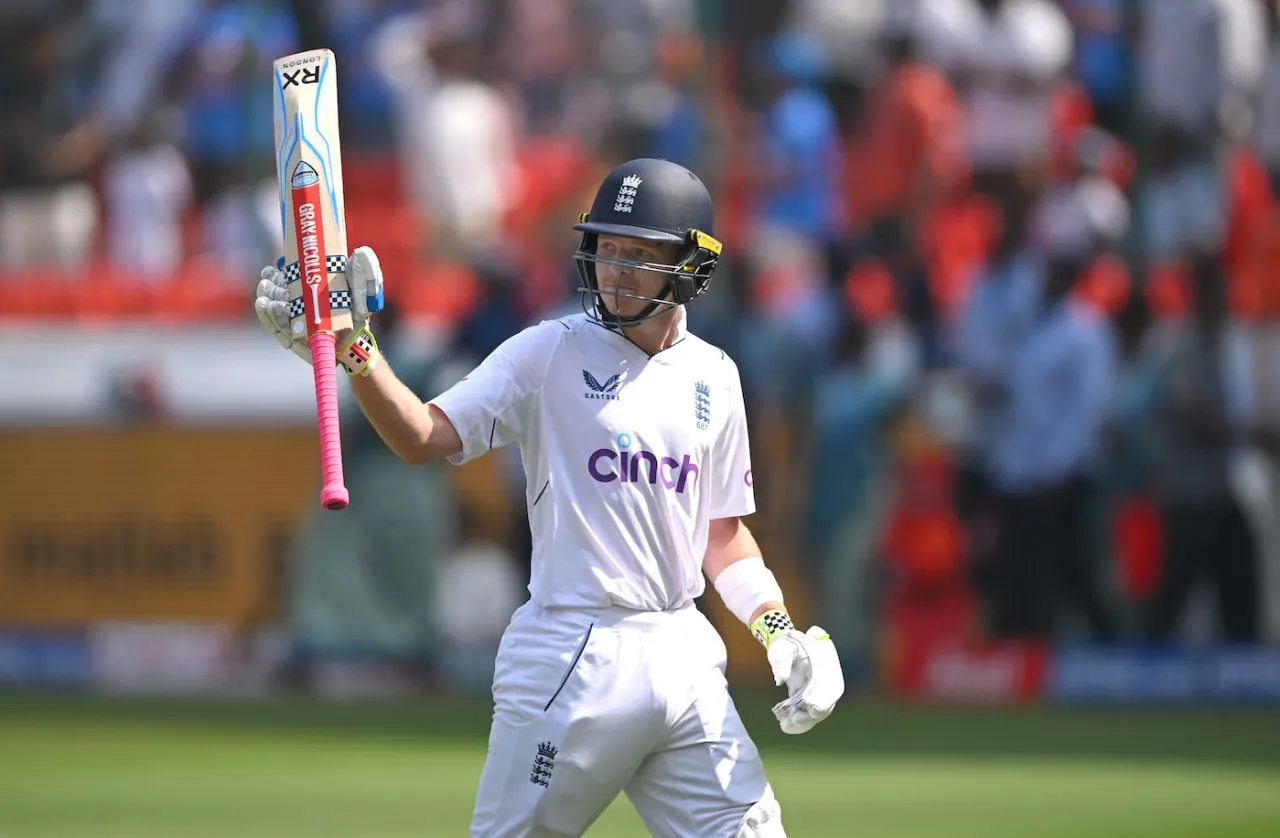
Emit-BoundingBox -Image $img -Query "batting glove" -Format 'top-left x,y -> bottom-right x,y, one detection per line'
752,610 -> 845,734
254,245 -> 386,375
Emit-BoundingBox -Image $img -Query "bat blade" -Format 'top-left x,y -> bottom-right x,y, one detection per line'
273,48 -> 352,511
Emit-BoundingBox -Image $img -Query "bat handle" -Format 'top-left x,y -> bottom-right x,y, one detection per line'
309,332 -> 349,511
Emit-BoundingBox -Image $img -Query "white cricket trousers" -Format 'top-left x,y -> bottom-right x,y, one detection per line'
470,600 -> 775,837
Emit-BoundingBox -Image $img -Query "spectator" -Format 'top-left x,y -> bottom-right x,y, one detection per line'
1138,0 -> 1224,147
1140,125 -> 1229,265
580,0 -> 705,165
0,6 -> 102,270
1216,0 -> 1269,141
84,0 -> 204,148
101,112 -> 192,279
950,203 -> 1042,600
370,1 -> 518,262
1143,247 -> 1261,642
749,33 -> 846,248
922,0 -> 1073,221
321,0 -> 409,153
985,178 -> 1125,640
1062,0 -> 1132,136
495,0 -> 585,137
805,262 -> 921,665
851,15 -> 966,256
1105,295 -> 1161,497
735,226 -> 841,417
644,28 -> 712,171
785,0 -> 889,84
165,0 -> 298,274
1132,0 -> 1268,263
1251,0 -> 1280,192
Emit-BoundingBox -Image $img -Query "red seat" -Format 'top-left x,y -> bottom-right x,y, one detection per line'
5,267 -> 80,318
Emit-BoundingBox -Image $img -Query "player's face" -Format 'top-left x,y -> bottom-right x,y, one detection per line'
594,234 -> 684,318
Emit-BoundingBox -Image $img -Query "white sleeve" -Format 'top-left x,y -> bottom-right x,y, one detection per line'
708,357 -> 756,519
429,320 -> 562,466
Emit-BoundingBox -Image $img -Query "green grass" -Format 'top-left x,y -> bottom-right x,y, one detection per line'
1,691 -> 1278,837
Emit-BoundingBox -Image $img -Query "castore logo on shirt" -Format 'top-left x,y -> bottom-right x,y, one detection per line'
583,370 -> 625,400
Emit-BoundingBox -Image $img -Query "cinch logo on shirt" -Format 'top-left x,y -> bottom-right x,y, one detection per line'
587,432 -> 699,493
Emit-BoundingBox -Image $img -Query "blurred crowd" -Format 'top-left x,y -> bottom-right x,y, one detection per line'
7,0 -> 1280,674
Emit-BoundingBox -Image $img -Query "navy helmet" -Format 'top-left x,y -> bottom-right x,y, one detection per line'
573,158 -> 722,327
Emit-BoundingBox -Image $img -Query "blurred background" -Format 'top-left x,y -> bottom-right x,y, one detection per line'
3,0 -> 1280,836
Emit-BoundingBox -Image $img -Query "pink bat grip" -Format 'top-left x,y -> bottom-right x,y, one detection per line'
308,332 -> 349,510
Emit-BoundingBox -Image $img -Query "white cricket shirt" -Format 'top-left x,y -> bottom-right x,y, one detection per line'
430,310 -> 755,612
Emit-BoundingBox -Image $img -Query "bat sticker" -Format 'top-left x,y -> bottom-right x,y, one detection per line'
290,161 -> 319,188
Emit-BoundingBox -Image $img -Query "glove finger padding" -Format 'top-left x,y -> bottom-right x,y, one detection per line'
254,265 -> 311,362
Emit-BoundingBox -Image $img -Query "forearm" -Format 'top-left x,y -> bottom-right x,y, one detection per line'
704,518 -> 790,637
716,562 -> 783,629
348,359 -> 460,465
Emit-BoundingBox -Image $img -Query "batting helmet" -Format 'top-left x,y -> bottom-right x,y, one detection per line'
573,158 -> 722,327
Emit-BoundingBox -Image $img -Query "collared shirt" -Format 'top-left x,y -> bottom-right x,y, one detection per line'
990,298 -> 1117,492
953,253 -> 1044,461
430,309 -> 755,612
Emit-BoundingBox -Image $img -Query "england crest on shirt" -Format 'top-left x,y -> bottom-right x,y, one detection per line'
694,381 -> 711,430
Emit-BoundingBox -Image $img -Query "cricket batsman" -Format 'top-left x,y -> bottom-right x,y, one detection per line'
254,157 -> 845,836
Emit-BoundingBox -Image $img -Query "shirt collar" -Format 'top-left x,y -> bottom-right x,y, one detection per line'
591,304 -> 689,358
670,304 -> 689,343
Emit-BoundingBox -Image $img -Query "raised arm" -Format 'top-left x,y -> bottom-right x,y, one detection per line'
348,362 -> 461,465
254,246 -> 463,466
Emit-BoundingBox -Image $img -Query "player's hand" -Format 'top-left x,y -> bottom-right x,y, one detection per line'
766,626 -> 845,735
346,245 -> 386,325
253,245 -> 386,371
254,260 -> 313,363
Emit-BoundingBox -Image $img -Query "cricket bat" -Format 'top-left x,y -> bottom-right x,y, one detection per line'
272,49 -> 352,511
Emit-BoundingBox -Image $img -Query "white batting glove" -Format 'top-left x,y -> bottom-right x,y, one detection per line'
768,626 -> 845,734
752,611 -> 844,735
253,245 -> 386,374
